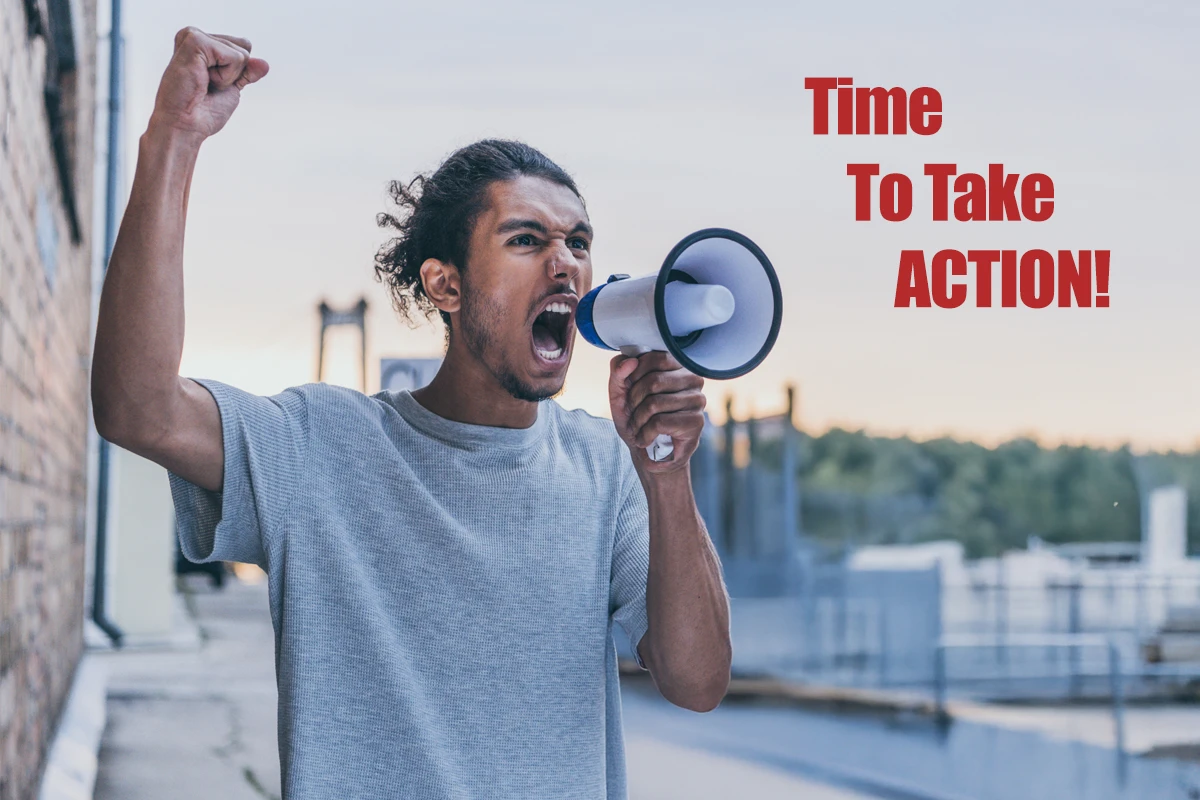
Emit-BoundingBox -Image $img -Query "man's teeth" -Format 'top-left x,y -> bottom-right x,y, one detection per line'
536,347 -> 564,360
544,302 -> 571,315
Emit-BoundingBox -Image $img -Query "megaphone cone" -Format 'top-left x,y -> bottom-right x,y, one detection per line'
577,228 -> 783,460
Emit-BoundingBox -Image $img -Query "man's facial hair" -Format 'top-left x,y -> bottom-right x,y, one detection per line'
458,280 -> 557,403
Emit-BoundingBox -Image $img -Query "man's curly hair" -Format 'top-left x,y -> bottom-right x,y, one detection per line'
374,139 -> 583,332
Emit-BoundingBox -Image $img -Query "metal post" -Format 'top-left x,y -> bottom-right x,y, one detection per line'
721,396 -> 736,557
358,298 -> 368,392
1135,573 -> 1146,640
878,600 -> 889,688
746,413 -> 759,558
997,561 -> 1008,674
781,385 -> 799,552
1108,639 -> 1127,785
934,642 -> 947,719
1068,578 -> 1082,697
316,301 -> 327,381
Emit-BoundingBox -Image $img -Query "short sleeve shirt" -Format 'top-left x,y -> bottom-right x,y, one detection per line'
168,380 -> 651,800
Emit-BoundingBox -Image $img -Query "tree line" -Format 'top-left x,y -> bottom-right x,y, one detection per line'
789,428 -> 1199,559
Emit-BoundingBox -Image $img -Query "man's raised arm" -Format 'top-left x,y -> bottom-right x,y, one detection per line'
91,28 -> 268,492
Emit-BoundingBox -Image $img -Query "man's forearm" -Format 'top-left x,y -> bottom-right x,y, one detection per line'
92,122 -> 202,441
639,464 -> 732,712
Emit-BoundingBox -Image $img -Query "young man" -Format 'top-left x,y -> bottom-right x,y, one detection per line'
92,27 -> 731,799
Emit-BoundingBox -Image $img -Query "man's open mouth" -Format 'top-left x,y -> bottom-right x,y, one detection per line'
531,298 -> 575,364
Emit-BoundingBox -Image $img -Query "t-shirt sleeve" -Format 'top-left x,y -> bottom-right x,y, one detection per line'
610,459 -> 651,670
168,379 -> 310,570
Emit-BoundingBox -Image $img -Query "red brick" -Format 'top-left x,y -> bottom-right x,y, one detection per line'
0,1 -> 98,796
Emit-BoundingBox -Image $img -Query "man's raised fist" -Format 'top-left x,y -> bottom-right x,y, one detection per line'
149,27 -> 269,142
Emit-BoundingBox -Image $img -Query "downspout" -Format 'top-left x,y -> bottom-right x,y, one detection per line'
92,0 -> 125,647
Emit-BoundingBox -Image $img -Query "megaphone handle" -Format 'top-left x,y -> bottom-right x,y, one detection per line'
619,345 -> 675,462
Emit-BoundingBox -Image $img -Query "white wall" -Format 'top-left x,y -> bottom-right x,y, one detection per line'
109,445 -> 175,639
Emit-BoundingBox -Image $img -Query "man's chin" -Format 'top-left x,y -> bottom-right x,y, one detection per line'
498,372 -> 566,403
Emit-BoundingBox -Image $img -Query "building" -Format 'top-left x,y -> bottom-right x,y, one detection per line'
0,1 -> 99,797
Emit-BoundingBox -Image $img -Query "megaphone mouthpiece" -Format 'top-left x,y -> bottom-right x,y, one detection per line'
664,282 -> 735,337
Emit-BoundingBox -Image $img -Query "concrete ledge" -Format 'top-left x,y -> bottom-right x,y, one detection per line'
38,655 -> 108,800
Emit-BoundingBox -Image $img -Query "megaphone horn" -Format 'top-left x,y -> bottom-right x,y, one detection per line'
577,228 -> 783,461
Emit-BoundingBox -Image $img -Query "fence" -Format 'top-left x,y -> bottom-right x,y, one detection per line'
683,396 -> 1200,701
719,565 -> 1200,701
725,562 -> 943,688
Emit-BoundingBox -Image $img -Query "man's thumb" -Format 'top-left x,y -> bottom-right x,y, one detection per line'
234,57 -> 270,90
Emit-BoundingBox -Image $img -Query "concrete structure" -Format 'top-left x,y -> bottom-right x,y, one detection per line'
1145,485 -> 1188,572
0,0 -> 99,797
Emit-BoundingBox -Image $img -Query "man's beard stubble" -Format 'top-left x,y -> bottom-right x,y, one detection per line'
458,284 -> 562,403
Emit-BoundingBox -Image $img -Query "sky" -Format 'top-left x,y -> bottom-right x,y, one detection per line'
100,0 -> 1200,451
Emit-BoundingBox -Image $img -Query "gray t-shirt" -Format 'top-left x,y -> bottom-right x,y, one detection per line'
168,379 -> 651,799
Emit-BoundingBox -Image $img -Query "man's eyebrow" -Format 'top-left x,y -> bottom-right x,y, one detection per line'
496,219 -> 547,235
496,218 -> 593,237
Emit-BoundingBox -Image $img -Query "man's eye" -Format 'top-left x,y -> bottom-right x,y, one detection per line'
511,234 -> 537,247
569,238 -> 590,251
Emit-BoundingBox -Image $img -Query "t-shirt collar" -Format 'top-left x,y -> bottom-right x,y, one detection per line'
387,389 -> 548,451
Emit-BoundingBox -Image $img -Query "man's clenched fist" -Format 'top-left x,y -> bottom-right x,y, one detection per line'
150,27 -> 269,141
608,351 -> 707,475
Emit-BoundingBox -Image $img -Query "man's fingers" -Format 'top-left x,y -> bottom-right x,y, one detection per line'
200,37 -> 250,89
610,355 -> 639,384
627,368 -> 702,413
210,35 -> 269,89
210,34 -> 253,52
624,351 -> 683,387
607,355 -> 639,420
634,410 -> 706,448
629,391 -> 706,439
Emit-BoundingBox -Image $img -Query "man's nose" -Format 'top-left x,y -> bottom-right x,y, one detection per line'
545,240 -> 581,287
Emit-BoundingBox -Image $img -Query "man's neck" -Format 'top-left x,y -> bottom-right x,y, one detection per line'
410,345 -> 540,430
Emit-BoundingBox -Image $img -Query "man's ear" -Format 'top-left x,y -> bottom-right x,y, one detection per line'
420,258 -> 462,315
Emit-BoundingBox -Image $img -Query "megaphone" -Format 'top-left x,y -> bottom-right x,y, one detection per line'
577,228 -> 782,461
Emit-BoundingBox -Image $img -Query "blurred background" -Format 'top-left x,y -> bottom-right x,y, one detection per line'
3,0 -> 1199,798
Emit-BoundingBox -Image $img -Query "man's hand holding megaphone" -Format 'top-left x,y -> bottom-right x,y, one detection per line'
608,352 -> 706,474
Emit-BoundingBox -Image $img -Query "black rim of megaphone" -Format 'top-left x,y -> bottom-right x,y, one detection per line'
655,228 -> 783,380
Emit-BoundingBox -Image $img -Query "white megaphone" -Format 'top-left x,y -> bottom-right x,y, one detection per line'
577,228 -> 783,461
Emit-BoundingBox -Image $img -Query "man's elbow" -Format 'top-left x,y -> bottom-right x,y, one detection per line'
655,652 -> 731,712
91,387 -> 122,443
91,375 -> 131,445
667,672 -> 729,713
91,368 -> 176,450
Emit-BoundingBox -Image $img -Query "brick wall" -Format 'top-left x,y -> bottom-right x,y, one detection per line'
0,0 -> 98,798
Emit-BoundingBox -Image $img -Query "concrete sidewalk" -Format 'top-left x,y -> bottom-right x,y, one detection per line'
89,573 -> 875,800
92,572 -> 282,800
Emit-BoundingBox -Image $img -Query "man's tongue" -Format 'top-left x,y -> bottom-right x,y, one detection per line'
532,321 -> 558,352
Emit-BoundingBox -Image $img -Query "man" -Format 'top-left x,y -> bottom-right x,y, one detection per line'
92,27 -> 731,799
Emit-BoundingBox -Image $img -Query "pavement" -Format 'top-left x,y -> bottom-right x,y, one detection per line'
90,572 -> 877,800
92,571 -> 282,800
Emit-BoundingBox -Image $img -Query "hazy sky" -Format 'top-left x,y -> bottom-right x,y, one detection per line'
102,0 -> 1199,450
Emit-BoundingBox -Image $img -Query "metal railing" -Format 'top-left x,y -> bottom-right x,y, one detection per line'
934,633 -> 1128,780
